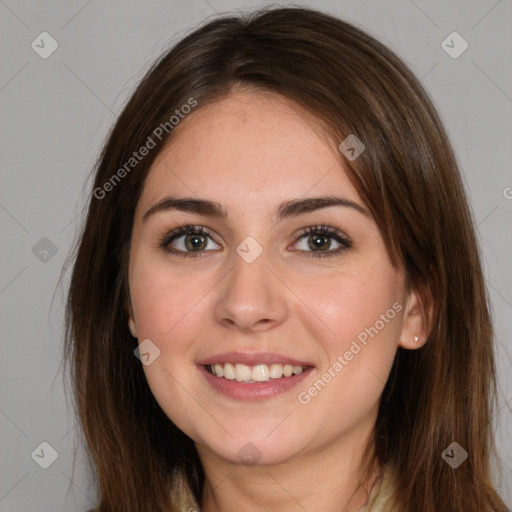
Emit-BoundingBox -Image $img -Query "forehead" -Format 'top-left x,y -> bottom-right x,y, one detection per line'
138,88 -> 361,215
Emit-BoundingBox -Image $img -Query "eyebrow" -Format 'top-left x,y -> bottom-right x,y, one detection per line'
142,194 -> 370,223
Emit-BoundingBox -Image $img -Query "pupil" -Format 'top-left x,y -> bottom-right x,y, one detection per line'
310,234 -> 328,251
186,235 -> 205,251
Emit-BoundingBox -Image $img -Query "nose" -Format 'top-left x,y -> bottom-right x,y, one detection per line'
213,244 -> 289,333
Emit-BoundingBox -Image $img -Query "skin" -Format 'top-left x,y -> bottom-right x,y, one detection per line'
127,86 -> 430,512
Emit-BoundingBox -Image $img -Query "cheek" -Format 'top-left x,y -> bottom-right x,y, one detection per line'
292,262 -> 402,413
128,256 -> 210,417
294,258 -> 403,352
129,254 -> 210,342
129,260 -> 211,434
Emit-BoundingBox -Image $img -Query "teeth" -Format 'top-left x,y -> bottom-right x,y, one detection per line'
283,364 -> 293,377
235,363 -> 252,381
207,363 -> 307,382
223,363 -> 236,379
214,363 -> 224,377
269,364 -> 283,379
252,364 -> 270,382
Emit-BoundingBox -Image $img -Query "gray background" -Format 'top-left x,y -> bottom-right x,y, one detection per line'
1,0 -> 511,510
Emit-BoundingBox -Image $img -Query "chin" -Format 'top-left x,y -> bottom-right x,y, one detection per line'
194,428 -> 306,467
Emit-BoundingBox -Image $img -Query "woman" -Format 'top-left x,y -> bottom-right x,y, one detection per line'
64,6 -> 509,512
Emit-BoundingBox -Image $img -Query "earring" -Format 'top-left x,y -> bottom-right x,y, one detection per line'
413,336 -> 419,343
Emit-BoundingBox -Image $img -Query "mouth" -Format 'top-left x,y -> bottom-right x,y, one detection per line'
198,362 -> 315,401
204,362 -> 311,383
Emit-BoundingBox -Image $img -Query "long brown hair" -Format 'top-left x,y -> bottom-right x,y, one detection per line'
63,6 -> 508,511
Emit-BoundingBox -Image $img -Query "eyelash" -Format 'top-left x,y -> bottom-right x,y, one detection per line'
158,224 -> 352,259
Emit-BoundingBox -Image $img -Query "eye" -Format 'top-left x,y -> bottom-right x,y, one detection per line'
159,225 -> 219,258
292,225 -> 352,258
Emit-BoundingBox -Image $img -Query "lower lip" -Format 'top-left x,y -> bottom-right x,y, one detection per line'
198,364 -> 315,401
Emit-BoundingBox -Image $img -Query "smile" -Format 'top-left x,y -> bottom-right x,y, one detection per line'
199,363 -> 315,400
205,362 -> 309,382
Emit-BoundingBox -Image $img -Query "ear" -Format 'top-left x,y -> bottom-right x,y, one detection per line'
128,317 -> 138,338
125,296 -> 138,338
398,284 -> 433,350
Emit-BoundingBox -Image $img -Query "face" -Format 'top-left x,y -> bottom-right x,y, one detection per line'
127,87 -> 419,467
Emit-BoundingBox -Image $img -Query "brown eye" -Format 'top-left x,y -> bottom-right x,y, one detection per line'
159,225 -> 220,257
181,233 -> 208,251
293,225 -> 352,258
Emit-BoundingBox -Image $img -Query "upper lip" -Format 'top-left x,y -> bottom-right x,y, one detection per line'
197,352 -> 315,367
